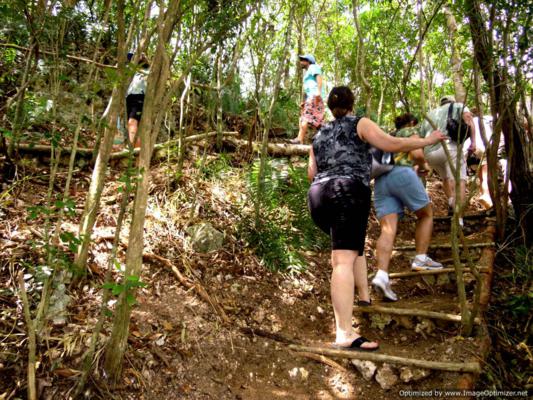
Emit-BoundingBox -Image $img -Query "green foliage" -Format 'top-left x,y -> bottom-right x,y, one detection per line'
196,153 -> 233,179
241,158 -> 328,273
117,166 -> 143,193
483,242 -> 533,389
222,79 -> 247,115
270,89 -> 300,134
103,273 -> 148,307
26,197 -> 84,276
500,245 -> 532,317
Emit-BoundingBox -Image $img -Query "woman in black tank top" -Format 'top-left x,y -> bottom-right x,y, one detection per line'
307,86 -> 445,350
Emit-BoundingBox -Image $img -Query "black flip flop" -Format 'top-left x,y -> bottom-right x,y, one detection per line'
333,336 -> 379,352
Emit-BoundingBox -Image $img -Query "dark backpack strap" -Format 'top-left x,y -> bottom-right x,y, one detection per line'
447,101 -> 455,121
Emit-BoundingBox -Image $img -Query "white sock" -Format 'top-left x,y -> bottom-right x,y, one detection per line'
448,198 -> 454,207
376,269 -> 389,282
415,254 -> 428,262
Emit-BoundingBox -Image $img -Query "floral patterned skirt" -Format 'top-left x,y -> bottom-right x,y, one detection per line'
301,96 -> 325,129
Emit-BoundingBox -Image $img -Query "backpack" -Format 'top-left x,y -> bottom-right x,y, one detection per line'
446,102 -> 470,143
370,147 -> 395,179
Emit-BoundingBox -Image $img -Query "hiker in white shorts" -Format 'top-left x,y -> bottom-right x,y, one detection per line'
419,96 -> 476,223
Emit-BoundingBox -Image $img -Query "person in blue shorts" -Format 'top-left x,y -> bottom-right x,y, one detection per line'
371,113 -> 443,302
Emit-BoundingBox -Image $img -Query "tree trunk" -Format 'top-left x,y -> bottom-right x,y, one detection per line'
103,0 -> 182,381
443,5 -> 467,102
352,0 -> 371,115
377,80 -> 386,125
75,0 -> 128,271
216,45 -> 224,149
177,74 -> 191,176
418,0 -> 425,111
8,42 -> 36,159
465,0 -> 533,245
296,13 -> 304,102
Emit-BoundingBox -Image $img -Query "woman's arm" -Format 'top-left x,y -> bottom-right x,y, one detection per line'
357,117 -> 445,153
308,147 -> 317,182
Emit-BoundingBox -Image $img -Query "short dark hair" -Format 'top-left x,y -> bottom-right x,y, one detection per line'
394,113 -> 418,129
327,86 -> 354,118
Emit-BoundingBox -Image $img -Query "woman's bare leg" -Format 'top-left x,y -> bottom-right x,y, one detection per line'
331,249 -> 378,349
127,118 -> 141,148
353,254 -> 370,302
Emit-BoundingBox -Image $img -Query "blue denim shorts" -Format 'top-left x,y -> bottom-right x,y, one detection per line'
373,166 -> 430,219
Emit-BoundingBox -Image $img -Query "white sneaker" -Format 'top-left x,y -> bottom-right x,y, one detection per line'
371,275 -> 398,302
411,256 -> 444,271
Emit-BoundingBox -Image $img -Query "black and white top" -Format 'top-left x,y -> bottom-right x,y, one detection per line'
312,115 -> 371,186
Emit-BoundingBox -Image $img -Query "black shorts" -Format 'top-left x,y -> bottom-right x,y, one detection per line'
307,177 -> 371,253
126,94 -> 144,121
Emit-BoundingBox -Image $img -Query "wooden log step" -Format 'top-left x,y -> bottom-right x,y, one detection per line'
433,211 -> 495,221
355,305 -> 481,325
288,344 -> 481,373
394,242 -> 495,251
368,267 -> 489,280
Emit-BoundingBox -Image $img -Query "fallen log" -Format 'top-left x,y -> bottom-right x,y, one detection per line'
355,304 -> 481,324
393,242 -> 495,251
224,137 -> 310,156
17,143 -> 93,156
13,131 -> 239,160
368,266 -> 489,280
110,131 -> 239,160
288,344 -> 481,373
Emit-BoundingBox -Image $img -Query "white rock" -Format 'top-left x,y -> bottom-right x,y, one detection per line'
298,367 -> 309,380
375,363 -> 398,390
289,367 -> 299,379
155,335 -> 166,346
252,308 -> 265,323
185,222 -> 224,253
399,367 -> 431,383
351,359 -> 377,381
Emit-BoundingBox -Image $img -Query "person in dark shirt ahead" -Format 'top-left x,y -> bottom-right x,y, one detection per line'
307,86 -> 445,351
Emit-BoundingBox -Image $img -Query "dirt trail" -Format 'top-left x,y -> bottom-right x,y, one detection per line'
106,175 -> 492,399
0,160 -> 494,399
